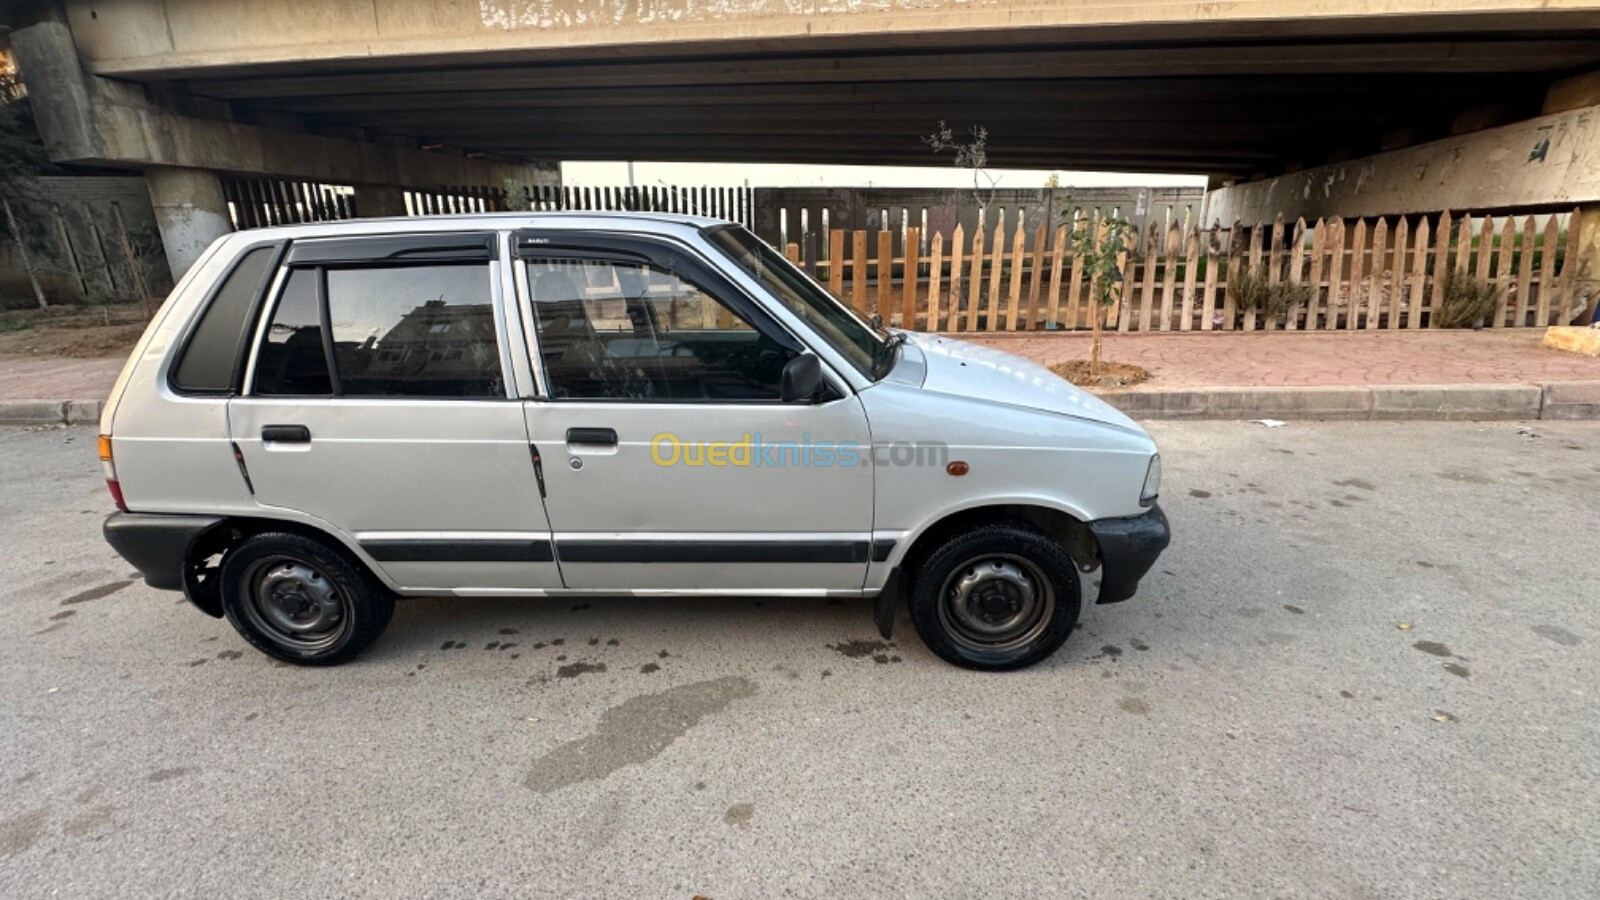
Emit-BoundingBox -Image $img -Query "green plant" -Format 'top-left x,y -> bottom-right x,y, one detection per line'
0,316 -> 31,332
1072,215 -> 1132,378
500,178 -> 533,212
1434,268 -> 1501,328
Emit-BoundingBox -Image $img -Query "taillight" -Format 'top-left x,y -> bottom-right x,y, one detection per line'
98,434 -> 127,512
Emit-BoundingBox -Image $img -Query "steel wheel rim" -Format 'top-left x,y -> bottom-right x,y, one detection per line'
240,555 -> 350,652
937,553 -> 1055,654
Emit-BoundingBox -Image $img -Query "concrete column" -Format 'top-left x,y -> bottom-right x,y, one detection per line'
146,167 -> 233,278
354,185 -> 410,218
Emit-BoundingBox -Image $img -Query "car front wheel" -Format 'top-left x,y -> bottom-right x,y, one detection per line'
908,523 -> 1082,671
219,532 -> 393,666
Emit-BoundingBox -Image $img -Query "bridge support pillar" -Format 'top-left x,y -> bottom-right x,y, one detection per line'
355,185 -> 410,219
146,167 -> 233,278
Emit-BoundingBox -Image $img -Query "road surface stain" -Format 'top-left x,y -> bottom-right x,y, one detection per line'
524,676 -> 758,794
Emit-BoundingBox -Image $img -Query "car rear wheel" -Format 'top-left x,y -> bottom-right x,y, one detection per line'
219,532 -> 393,666
908,523 -> 1081,671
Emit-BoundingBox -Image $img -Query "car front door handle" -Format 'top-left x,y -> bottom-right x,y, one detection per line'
566,427 -> 617,447
261,424 -> 312,444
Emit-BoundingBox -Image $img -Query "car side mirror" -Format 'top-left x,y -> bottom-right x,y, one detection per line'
780,354 -> 827,404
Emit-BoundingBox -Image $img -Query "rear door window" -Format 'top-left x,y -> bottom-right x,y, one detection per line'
326,265 -> 503,398
249,235 -> 505,399
254,268 -> 332,396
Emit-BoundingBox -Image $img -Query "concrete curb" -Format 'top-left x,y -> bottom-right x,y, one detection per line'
1102,382 -> 1600,421
2,382 -> 1598,426
0,399 -> 104,427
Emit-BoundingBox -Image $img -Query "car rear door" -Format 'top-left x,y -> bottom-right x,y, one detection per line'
228,231 -> 562,593
511,229 -> 875,593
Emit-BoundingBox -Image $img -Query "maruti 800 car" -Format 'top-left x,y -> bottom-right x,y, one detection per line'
99,213 -> 1170,669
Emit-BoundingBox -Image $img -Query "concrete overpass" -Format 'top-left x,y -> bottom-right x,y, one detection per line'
7,0 -> 1600,279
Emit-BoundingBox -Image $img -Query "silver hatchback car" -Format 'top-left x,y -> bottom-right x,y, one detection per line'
100,213 -> 1169,670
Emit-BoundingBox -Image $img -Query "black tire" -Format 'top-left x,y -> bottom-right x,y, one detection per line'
219,531 -> 394,666
908,523 -> 1081,671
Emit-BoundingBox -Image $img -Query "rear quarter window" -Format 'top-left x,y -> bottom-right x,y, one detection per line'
171,245 -> 278,393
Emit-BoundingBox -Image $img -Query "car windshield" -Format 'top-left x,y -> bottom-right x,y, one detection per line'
704,225 -> 897,380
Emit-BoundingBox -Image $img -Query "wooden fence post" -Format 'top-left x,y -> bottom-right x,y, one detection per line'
1243,221 -> 1264,331
902,227 -> 920,330
1286,217 -> 1308,330
1265,214 -> 1285,331
926,231 -> 944,331
1407,217 -> 1429,329
828,229 -> 845,300
1474,216 -> 1494,287
877,229 -> 893,319
1535,215 -> 1559,326
1046,224 -> 1068,330
1005,219 -> 1026,330
1139,221 -> 1161,331
1492,216 -> 1515,326
1557,208 -> 1582,322
1344,219 -> 1367,331
1178,226 -> 1201,331
985,221 -> 1006,331
1382,218 -> 1404,329
1154,221 -> 1180,331
851,230 -> 868,313
1305,219 -> 1327,330
946,225 -> 965,332
1199,224 -> 1222,331
1365,218 -> 1388,330
1024,223 -> 1046,331
1513,216 -> 1536,328
964,224 -> 986,332
1221,220 -> 1243,331
1428,211 -> 1451,327
1066,218 -> 1090,329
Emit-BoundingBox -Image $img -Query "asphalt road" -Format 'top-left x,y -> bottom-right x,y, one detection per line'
2,420 -> 1598,899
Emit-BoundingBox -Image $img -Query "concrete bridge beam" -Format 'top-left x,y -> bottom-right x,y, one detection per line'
1200,102 -> 1600,224
11,21 -> 557,276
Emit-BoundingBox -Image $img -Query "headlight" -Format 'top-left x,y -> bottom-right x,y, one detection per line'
1140,454 -> 1161,506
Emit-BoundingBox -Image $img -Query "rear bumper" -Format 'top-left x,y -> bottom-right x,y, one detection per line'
103,512 -> 221,592
1088,503 -> 1171,604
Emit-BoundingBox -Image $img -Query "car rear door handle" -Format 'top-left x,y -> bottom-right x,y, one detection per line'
566,427 -> 617,447
262,424 -> 312,443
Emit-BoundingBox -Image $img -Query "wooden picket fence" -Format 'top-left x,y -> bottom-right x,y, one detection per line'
783,208 -> 1588,332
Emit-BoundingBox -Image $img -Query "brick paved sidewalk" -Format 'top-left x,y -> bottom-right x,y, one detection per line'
0,355 -> 125,402
3,328 -> 1598,423
968,328 -> 1600,390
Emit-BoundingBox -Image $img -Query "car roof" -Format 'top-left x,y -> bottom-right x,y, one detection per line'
222,210 -> 731,243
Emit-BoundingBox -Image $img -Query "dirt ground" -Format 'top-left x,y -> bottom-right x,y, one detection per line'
1049,359 -> 1151,388
0,304 -> 151,359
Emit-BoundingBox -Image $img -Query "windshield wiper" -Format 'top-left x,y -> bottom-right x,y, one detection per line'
872,331 -> 907,379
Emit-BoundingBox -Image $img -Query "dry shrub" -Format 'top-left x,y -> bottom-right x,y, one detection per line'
1433,269 -> 1501,328
1228,265 -> 1313,319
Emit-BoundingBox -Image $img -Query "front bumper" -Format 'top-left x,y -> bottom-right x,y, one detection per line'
1087,503 -> 1171,604
103,512 -> 221,592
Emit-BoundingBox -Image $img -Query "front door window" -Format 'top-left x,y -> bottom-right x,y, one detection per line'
526,258 -> 790,402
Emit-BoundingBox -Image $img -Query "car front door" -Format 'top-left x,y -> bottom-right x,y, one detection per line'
513,231 -> 874,593
229,232 -> 563,593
